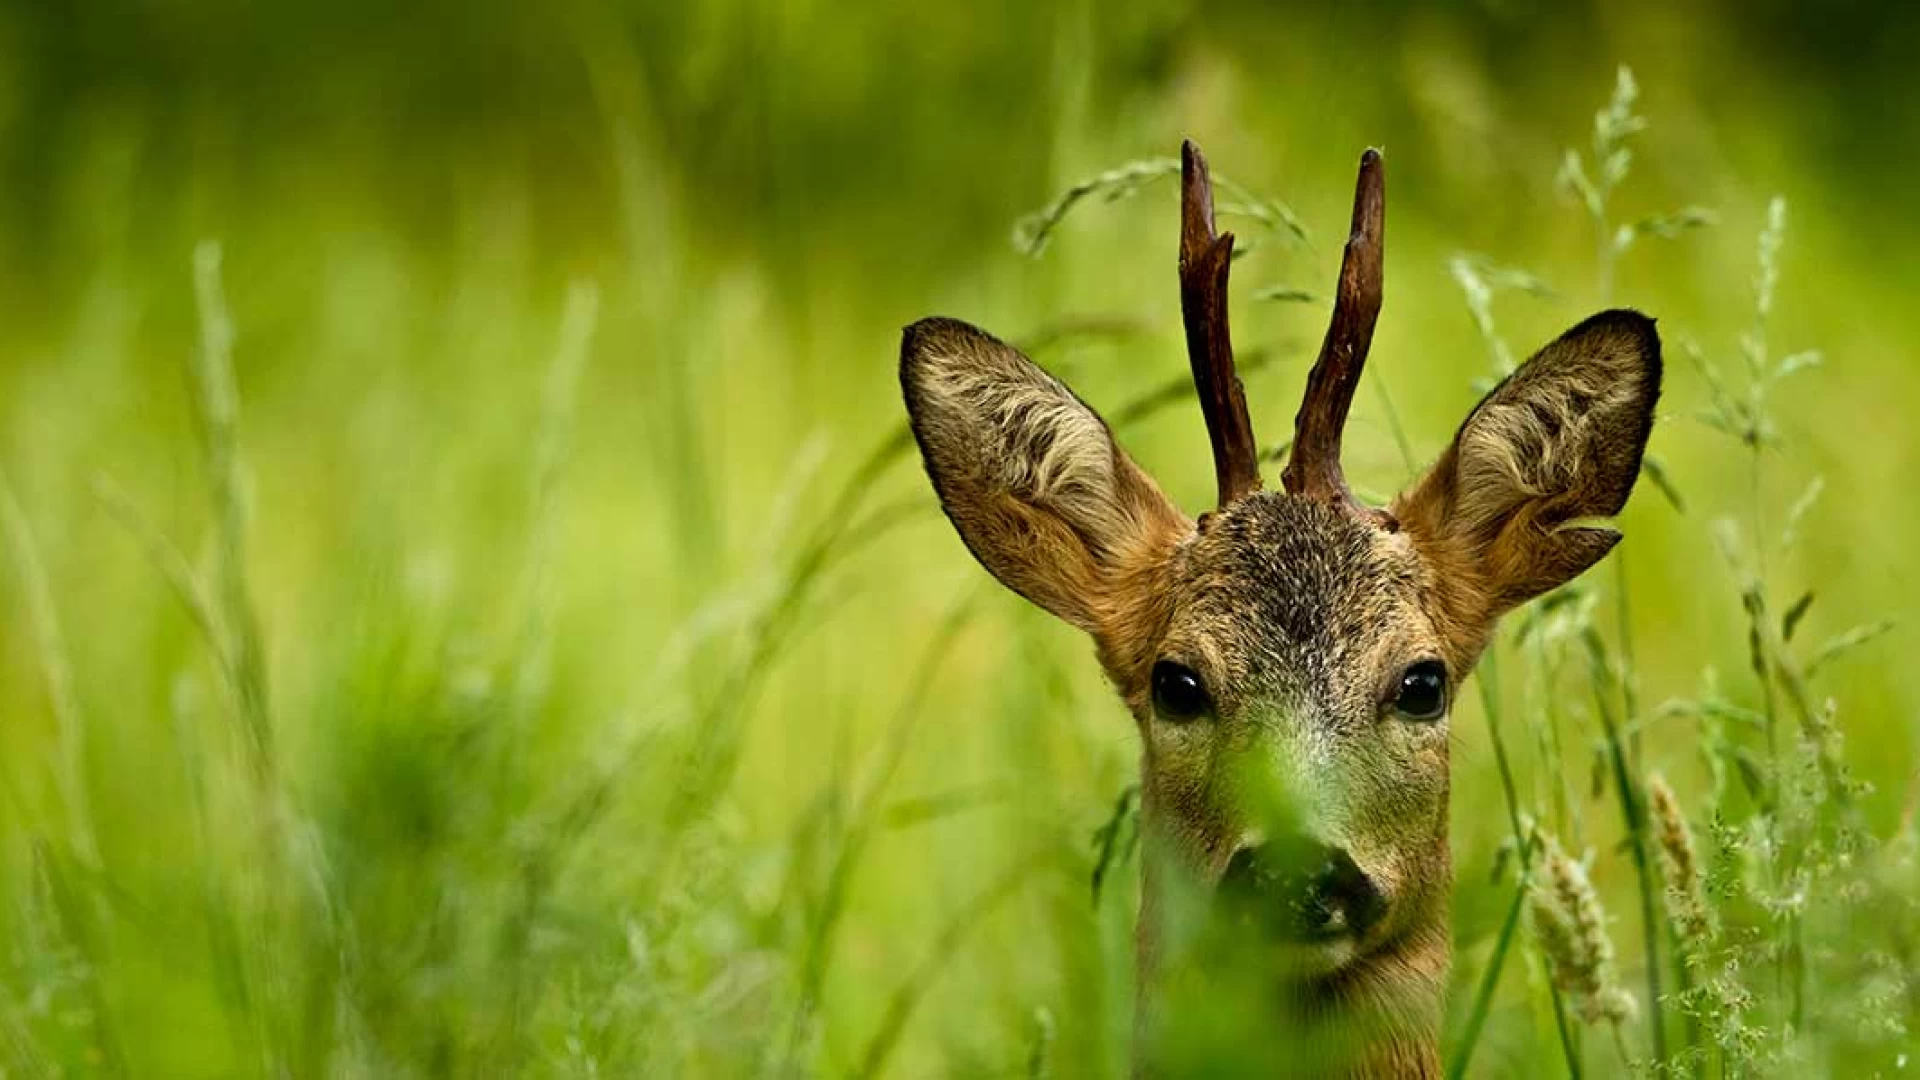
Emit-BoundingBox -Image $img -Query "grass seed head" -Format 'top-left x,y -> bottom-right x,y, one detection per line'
1529,831 -> 1637,1027
1649,773 -> 1716,951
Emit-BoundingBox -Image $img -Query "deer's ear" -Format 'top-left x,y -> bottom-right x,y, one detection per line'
901,317 -> 1189,632
1393,309 -> 1661,621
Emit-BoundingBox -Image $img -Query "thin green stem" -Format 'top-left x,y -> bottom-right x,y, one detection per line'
1609,1022 -> 1633,1074
1595,212 -> 1616,307
190,242 -> 274,786
1670,921 -> 1704,1068
1613,555 -> 1640,767
1447,646 -> 1525,1078
1479,646 -> 1524,844
1528,625 -> 1576,841
1742,424 -> 1806,1041
1750,453 -> 1778,785
1447,880 -> 1525,1080
31,841 -> 127,1077
784,594 -> 980,1069
1550,975 -> 1584,1080
1454,644 -> 1580,1080
1586,631 -> 1666,1066
0,477 -> 98,866
1371,377 -> 1417,479
852,853 -> 1045,1080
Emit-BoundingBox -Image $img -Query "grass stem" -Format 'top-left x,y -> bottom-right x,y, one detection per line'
1583,630 -> 1666,1066
1447,880 -> 1524,1080
0,478 -> 98,866
1453,643 -> 1584,1079
190,242 -> 274,785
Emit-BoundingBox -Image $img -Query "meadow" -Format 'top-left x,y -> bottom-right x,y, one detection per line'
1,3 -> 1917,1076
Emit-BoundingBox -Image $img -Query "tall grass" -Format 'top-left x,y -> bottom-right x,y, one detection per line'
1436,70 -> 1905,1079
0,44 -> 1911,1080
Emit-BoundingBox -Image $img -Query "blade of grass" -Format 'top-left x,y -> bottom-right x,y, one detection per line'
509,279 -> 600,713
168,675 -> 267,1068
189,242 -> 274,783
1,476 -> 98,865
90,474 -> 227,675
31,839 -> 126,1077
782,592 -> 982,1069
1447,878 -> 1526,1080
1453,642 -> 1581,1079
0,981 -> 56,1079
1581,629 -> 1665,1065
1013,157 -> 1307,258
851,851 -> 1048,1080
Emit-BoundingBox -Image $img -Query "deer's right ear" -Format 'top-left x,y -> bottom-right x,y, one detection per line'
900,317 -> 1189,632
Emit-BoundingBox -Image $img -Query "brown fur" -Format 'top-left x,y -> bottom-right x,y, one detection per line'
900,310 -> 1660,1076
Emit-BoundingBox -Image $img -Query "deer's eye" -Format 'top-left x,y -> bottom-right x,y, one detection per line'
1151,661 -> 1211,722
1393,661 -> 1448,721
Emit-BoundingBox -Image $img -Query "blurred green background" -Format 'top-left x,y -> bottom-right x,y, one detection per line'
1,1 -> 1915,1076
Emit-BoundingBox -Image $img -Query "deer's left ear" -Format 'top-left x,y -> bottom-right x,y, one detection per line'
1393,309 -> 1661,623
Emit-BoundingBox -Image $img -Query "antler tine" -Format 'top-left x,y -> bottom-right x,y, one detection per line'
1178,140 -> 1262,507
1281,148 -> 1389,526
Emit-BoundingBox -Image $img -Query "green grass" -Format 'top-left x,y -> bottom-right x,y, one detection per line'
2,6 -> 1918,1077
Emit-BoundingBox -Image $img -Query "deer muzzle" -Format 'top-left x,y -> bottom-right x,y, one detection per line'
1218,835 -> 1386,942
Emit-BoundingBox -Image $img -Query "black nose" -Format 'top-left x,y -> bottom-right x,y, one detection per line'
1219,836 -> 1385,940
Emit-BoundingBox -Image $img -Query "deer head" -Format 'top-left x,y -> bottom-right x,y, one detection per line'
899,143 -> 1660,1075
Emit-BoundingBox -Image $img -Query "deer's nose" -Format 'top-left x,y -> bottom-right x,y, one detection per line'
1219,837 -> 1385,941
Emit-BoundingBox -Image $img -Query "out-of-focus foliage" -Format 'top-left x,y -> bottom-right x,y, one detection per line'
0,1 -> 1915,1076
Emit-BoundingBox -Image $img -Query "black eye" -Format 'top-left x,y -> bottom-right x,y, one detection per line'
1394,661 -> 1448,721
1151,661 -> 1211,722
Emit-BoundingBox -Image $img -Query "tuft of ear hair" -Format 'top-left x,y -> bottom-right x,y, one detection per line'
899,317 -> 1188,633
1393,309 -> 1662,621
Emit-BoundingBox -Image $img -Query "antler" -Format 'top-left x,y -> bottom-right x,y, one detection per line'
1178,140 -> 1262,507
1281,148 -> 1391,528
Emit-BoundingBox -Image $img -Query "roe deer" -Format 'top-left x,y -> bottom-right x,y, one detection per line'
898,142 -> 1660,1076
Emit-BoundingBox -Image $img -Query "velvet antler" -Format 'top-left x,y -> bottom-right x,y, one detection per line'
1178,140 -> 1262,507
1281,149 -> 1391,528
